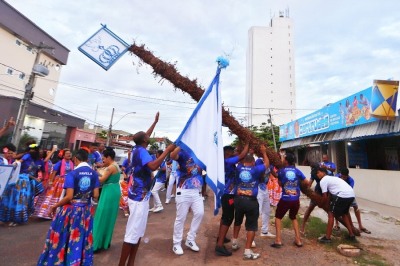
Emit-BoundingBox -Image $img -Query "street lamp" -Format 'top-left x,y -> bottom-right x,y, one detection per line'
106,108 -> 136,146
12,42 -> 53,149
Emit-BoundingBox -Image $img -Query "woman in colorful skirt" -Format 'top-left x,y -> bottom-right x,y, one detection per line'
33,149 -> 74,219
38,147 -> 57,188
38,149 -> 100,265
93,147 -> 121,251
0,143 -> 40,226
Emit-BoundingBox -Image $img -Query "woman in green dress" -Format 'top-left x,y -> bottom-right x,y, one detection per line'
93,147 -> 122,251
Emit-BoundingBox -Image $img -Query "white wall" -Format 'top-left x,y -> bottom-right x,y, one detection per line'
297,166 -> 400,208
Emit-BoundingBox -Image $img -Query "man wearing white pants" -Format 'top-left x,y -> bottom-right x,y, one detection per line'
150,150 -> 167,213
165,160 -> 178,204
170,147 -> 204,255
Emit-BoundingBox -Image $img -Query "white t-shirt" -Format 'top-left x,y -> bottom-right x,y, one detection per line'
319,175 -> 355,198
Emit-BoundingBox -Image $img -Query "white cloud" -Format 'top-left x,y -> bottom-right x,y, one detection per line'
7,0 -> 400,145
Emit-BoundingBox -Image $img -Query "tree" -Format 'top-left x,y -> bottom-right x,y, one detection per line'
230,123 -> 281,151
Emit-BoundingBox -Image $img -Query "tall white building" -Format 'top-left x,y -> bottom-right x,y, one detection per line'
246,11 -> 296,127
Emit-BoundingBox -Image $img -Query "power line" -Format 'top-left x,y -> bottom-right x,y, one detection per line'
38,76 -> 317,112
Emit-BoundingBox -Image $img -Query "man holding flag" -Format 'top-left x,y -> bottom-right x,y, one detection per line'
172,57 -> 229,255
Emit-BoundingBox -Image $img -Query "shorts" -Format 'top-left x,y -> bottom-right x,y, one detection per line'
350,198 -> 358,208
124,199 -> 149,244
220,194 -> 235,226
234,196 -> 259,231
275,199 -> 300,220
330,195 -> 354,217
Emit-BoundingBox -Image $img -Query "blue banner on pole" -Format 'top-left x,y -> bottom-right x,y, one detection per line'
78,24 -> 129,71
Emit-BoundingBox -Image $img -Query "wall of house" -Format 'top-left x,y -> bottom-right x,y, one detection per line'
297,165 -> 400,208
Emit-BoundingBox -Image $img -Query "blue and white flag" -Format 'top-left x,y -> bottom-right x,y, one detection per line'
175,57 -> 229,215
78,24 -> 129,71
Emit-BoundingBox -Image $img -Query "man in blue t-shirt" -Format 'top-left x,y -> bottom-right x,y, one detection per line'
170,147 -> 205,256
118,112 -> 175,266
271,152 -> 306,249
88,143 -> 103,169
215,143 -> 248,256
232,144 -> 269,260
320,154 -> 336,176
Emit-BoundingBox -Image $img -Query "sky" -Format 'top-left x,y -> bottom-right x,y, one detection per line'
8,0 -> 400,145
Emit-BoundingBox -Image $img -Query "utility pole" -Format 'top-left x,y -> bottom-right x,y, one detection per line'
12,43 -> 51,149
268,109 -> 277,152
106,108 -> 115,146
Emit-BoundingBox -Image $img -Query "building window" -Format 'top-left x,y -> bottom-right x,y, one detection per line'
290,92 -> 292,96
290,83 -> 292,87
271,99 -> 274,102
289,41 -> 291,45
271,90 -> 274,93
19,73 -> 25,80
7,68 -> 13,75
27,47 -> 32,52
271,82 -> 273,84
15,40 -> 21,46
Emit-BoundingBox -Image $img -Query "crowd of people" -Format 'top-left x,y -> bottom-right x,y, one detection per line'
0,114 -> 371,265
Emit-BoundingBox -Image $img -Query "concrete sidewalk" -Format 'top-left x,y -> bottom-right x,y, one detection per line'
300,196 -> 400,241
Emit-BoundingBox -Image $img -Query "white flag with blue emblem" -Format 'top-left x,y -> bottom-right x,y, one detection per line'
175,57 -> 229,215
78,24 -> 129,71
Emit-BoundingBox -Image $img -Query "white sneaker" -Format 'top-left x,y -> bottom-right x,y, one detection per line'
173,245 -> 184,255
232,242 -> 240,250
149,207 -> 156,212
251,240 -> 256,248
260,232 -> 275,238
185,240 -> 200,252
171,194 -> 175,198
153,206 -> 164,213
165,199 -> 171,204
161,188 -> 166,192
243,250 -> 260,260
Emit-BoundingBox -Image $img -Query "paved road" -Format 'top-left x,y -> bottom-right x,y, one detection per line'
1,190 -> 399,265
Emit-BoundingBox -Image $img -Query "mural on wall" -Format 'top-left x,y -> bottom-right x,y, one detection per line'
280,80 -> 399,142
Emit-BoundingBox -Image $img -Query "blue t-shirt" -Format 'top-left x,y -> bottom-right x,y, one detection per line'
335,173 -> 355,188
52,160 -> 73,176
224,155 -> 240,195
88,151 -> 102,167
20,153 -> 33,174
235,163 -> 266,197
155,161 -> 167,183
122,158 -> 132,175
64,165 -> 100,201
278,166 -> 306,201
320,161 -> 336,176
176,150 -> 203,190
255,159 -> 272,191
128,146 -> 153,201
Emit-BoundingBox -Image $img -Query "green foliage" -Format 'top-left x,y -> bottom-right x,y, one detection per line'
98,130 -> 108,139
230,123 -> 281,149
19,133 -> 37,151
148,139 -> 159,152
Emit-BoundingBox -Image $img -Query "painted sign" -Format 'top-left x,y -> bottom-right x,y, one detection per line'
279,86 -> 378,141
79,24 -> 129,71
